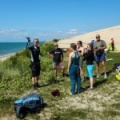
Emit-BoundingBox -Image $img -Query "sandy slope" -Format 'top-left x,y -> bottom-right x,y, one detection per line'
58,25 -> 120,51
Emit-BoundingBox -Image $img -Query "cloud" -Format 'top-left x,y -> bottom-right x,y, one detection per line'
36,29 -> 78,37
0,28 -> 80,41
0,29 -> 28,37
65,29 -> 78,34
36,32 -> 51,37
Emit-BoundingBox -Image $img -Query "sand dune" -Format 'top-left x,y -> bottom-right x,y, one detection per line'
58,25 -> 120,51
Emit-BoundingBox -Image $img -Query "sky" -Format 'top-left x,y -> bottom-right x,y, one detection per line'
0,0 -> 120,42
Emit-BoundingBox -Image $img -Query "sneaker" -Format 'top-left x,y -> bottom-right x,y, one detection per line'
33,84 -> 37,89
96,74 -> 100,78
62,73 -> 65,77
104,74 -> 107,79
36,83 -> 40,88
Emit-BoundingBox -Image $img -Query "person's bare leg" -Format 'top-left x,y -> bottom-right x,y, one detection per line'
32,77 -> 35,84
96,62 -> 100,78
35,76 -> 40,87
32,77 -> 38,89
61,67 -> 65,76
101,61 -> 107,74
96,62 -> 100,74
81,70 -> 85,81
54,68 -> 57,77
90,77 -> 94,89
37,76 -> 39,83
101,61 -> 107,79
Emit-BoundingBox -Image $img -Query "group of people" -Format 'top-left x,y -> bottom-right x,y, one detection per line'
27,38 -> 65,89
68,34 -> 107,95
27,34 -> 108,95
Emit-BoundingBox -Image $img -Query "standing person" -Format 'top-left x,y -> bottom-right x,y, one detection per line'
111,38 -> 115,51
47,43 -> 65,77
83,43 -> 95,90
27,38 -> 41,89
68,43 -> 82,95
94,34 -> 107,79
77,41 -> 84,80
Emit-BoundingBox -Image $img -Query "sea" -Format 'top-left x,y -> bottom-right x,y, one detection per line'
0,42 -> 45,58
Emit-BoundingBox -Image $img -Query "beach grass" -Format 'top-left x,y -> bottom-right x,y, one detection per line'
0,43 -> 120,120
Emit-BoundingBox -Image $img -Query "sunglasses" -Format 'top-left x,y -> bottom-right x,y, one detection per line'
35,41 -> 39,43
96,36 -> 100,38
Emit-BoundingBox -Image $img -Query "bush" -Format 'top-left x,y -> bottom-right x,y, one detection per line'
40,43 -> 54,56
52,39 -> 60,42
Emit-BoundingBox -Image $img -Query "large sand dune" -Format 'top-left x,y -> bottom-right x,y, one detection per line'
58,25 -> 120,51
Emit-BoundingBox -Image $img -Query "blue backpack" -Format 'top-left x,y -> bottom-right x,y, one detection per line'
14,93 -> 44,118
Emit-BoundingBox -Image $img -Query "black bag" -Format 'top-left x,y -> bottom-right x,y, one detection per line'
14,93 -> 44,118
114,63 -> 120,69
96,50 -> 103,56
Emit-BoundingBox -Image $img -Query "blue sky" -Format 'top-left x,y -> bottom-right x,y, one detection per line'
0,0 -> 120,42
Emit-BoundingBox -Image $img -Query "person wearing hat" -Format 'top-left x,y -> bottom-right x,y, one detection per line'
47,43 -> 65,77
94,34 -> 107,79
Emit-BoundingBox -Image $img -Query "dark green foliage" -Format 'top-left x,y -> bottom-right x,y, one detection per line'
40,43 -> 54,56
52,38 -> 60,42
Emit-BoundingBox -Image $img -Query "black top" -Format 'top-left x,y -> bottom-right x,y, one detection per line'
83,50 -> 94,65
49,48 -> 63,63
29,45 -> 41,63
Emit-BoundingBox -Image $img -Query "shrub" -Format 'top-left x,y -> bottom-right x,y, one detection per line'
52,38 -> 60,42
40,43 -> 54,56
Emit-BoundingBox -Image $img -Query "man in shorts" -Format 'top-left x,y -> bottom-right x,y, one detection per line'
94,34 -> 107,79
48,43 -> 65,77
27,38 -> 41,89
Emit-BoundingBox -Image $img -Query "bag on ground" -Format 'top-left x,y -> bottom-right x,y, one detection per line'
14,93 -> 44,118
114,63 -> 120,73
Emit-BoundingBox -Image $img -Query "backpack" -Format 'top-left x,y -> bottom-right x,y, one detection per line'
114,63 -> 120,73
14,93 -> 44,118
114,63 -> 120,69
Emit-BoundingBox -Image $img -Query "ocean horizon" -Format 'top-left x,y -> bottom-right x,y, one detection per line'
0,41 -> 45,57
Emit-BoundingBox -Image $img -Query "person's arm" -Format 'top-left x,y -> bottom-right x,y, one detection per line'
98,40 -> 107,50
80,47 -> 84,56
61,49 -> 64,61
80,66 -> 84,76
67,53 -> 72,72
47,49 -> 54,58
26,37 -> 31,49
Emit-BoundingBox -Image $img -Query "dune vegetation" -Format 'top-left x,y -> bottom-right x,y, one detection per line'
0,42 -> 120,120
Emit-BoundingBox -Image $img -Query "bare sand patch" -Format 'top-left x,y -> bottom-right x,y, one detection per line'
58,25 -> 120,51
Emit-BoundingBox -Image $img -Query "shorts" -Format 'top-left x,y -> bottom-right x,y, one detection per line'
87,65 -> 94,78
53,62 -> 64,69
94,52 -> 106,62
30,62 -> 41,77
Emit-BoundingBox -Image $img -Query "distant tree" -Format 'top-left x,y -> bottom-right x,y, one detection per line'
52,38 -> 60,42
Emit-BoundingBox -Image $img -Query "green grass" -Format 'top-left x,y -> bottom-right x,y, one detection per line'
0,43 -> 120,120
